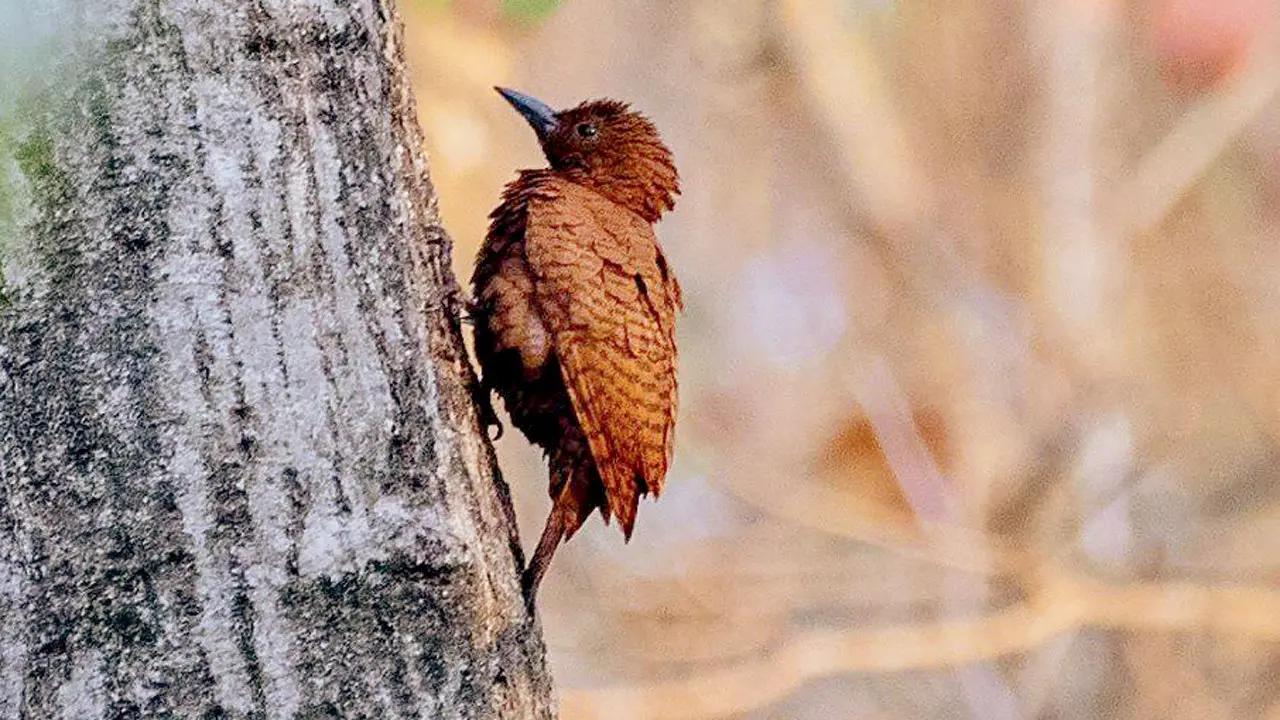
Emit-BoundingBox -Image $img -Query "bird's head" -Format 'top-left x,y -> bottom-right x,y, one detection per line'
496,87 -> 679,222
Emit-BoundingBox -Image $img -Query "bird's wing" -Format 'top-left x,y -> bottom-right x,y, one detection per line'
524,183 -> 680,537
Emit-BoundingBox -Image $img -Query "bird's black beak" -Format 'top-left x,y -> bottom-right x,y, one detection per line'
495,87 -> 558,141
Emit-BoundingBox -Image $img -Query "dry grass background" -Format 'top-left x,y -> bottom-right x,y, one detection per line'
403,0 -> 1280,717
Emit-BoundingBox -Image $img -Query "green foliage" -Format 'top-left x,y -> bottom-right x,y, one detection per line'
411,0 -> 561,23
502,0 -> 562,24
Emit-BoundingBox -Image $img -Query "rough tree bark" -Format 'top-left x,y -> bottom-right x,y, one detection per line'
0,1 -> 554,718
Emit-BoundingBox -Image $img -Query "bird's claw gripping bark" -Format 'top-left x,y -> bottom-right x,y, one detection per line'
460,293 -> 504,439
461,294 -> 484,325
473,382 -> 504,440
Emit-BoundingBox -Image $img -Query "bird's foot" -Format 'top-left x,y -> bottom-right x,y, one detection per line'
473,383 -> 504,440
460,294 -> 485,325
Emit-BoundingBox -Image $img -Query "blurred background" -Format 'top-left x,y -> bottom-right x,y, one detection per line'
404,1 -> 1280,717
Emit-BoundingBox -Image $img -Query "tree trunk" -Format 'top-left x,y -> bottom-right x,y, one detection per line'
0,1 -> 554,718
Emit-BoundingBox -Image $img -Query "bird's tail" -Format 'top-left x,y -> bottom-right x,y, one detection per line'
522,496 -> 566,609
519,438 -> 599,604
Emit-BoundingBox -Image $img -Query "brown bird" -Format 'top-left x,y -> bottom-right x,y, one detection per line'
471,88 -> 681,605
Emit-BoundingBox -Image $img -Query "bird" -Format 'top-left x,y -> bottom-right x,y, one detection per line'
470,87 -> 681,606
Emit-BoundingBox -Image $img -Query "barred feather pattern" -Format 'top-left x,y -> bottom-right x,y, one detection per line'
471,172 -> 681,541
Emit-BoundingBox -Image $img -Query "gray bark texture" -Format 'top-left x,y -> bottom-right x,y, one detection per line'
0,1 -> 555,718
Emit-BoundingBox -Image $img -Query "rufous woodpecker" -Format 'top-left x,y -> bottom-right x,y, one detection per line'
470,88 -> 681,606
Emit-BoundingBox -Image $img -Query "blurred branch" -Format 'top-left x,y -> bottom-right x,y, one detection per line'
709,463 -> 1013,575
1114,46 -> 1280,239
562,563 -> 1280,719
855,356 -> 959,523
1033,0 -> 1116,369
777,0 -> 930,239
855,355 -> 1023,720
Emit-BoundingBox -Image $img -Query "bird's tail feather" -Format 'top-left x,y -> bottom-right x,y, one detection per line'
522,497 -> 567,609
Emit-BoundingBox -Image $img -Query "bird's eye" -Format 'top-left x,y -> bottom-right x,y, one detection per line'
575,122 -> 598,138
